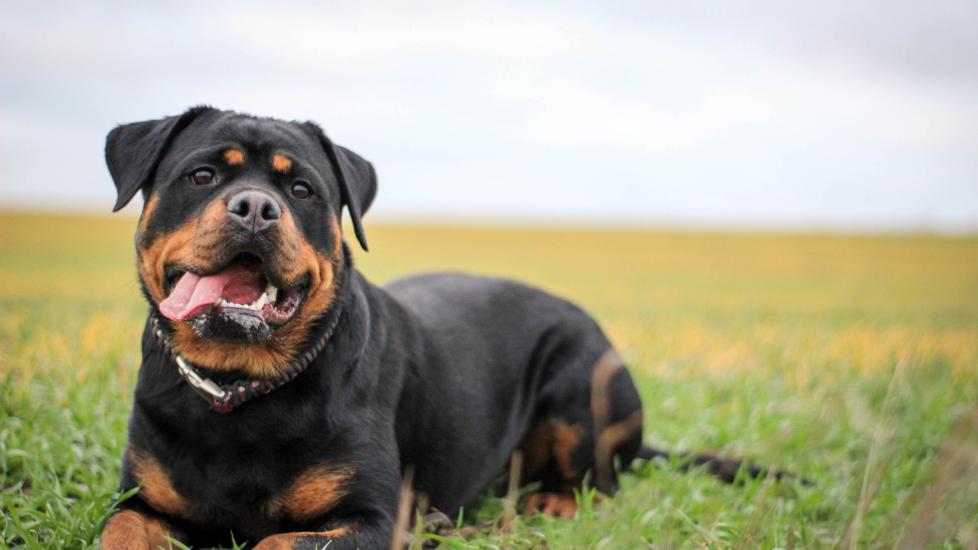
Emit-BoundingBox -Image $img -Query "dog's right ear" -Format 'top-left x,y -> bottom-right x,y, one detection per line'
301,122 -> 377,252
105,106 -> 213,212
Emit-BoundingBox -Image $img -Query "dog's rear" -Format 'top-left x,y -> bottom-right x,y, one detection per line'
385,272 -> 647,515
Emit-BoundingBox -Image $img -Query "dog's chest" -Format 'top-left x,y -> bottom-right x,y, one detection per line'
135,441 -> 353,539
218,459 -> 347,513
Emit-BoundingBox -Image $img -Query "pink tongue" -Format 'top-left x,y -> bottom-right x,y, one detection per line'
158,265 -> 264,321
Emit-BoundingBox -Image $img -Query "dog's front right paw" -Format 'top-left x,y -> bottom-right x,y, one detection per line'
99,509 -> 179,550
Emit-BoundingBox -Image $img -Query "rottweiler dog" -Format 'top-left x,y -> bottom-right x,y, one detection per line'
99,107 -> 761,549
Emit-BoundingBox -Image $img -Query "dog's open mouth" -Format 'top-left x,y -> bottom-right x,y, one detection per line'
158,254 -> 307,343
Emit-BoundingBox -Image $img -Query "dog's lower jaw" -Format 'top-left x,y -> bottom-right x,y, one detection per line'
187,310 -> 274,344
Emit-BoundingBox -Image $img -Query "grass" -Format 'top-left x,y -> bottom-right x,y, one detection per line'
1,211 -> 977,549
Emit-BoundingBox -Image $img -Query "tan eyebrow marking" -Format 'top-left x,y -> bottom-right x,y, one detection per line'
224,149 -> 245,165
271,154 -> 293,173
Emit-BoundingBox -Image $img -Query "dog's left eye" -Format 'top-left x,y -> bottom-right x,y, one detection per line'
291,181 -> 313,199
190,168 -> 215,186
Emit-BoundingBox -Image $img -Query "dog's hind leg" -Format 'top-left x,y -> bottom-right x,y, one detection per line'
518,348 -> 646,517
588,349 -> 646,494
517,417 -> 590,518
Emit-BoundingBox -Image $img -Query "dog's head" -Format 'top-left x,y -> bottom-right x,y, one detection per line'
106,107 -> 376,377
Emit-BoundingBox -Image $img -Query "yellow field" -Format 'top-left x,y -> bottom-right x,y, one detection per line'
5,213 -> 974,382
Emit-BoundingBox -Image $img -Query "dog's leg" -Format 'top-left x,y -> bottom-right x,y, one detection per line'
519,348 -> 646,518
100,508 -> 186,550
518,416 -> 590,519
253,522 -> 391,550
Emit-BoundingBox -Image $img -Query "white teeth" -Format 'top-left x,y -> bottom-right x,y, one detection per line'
217,295 -> 264,311
215,285 -> 278,312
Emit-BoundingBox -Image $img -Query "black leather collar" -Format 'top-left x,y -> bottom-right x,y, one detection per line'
149,311 -> 342,413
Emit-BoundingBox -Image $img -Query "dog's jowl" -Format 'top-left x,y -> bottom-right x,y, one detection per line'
99,107 -> 651,549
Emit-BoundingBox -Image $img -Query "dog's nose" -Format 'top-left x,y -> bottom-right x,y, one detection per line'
226,190 -> 282,233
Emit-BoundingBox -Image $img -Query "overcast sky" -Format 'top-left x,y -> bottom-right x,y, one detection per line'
2,1 -> 976,230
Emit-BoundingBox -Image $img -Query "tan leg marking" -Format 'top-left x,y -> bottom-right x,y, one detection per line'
594,410 -> 644,493
589,348 -> 631,492
552,421 -> 584,480
264,463 -> 354,522
520,419 -> 584,483
129,450 -> 191,518
589,348 -> 624,436
100,509 -> 182,550
520,421 -> 554,480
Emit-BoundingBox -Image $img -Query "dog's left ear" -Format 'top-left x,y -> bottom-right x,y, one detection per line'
303,122 -> 377,252
105,106 -> 214,212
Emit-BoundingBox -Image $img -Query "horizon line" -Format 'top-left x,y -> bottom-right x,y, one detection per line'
2,206 -> 976,238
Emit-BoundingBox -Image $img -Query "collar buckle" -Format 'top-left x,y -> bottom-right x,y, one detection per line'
175,355 -> 228,403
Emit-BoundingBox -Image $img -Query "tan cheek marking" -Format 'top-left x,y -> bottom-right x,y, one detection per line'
129,450 -> 192,518
264,464 -> 354,522
137,218 -> 199,305
137,200 -> 226,304
224,148 -> 245,165
331,215 -> 343,257
138,195 -> 160,236
271,154 -> 292,173
278,209 -> 337,321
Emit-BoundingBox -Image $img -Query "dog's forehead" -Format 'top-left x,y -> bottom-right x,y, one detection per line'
175,112 -> 321,158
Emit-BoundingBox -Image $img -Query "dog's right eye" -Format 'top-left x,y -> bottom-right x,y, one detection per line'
190,168 -> 215,186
